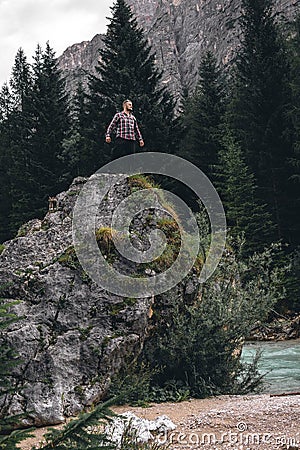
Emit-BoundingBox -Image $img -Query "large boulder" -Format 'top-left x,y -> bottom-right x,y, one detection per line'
0,175 -> 198,426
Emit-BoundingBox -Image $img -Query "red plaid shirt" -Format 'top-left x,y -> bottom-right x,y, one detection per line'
106,111 -> 143,142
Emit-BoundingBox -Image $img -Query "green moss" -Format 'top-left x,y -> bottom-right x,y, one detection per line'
101,336 -> 112,349
74,385 -> 84,395
90,374 -> 105,387
78,325 -> 93,341
108,298 -> 137,316
150,246 -> 179,272
42,377 -> 54,387
128,174 -> 157,191
143,218 -> 181,272
124,297 -> 138,306
109,303 -> 126,316
57,247 -> 91,283
157,217 -> 180,240
17,224 -> 28,237
58,246 -> 79,269
0,244 -> 5,255
95,226 -> 127,264
193,253 -> 205,276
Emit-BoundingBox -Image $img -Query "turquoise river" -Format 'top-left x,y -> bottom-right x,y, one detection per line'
241,339 -> 300,394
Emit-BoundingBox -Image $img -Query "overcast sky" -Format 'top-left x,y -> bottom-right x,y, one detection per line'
0,0 -> 114,86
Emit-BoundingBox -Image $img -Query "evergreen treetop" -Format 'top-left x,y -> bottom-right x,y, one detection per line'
181,51 -> 225,180
228,0 -> 293,244
83,0 -> 178,173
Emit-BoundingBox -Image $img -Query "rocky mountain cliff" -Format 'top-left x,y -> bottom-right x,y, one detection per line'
58,0 -> 300,98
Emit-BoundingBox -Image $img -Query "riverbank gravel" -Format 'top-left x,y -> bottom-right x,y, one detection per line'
20,394 -> 300,450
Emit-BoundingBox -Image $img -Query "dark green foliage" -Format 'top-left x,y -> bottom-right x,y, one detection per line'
25,43 -> 70,212
61,82 -> 90,179
141,240 -> 284,398
0,63 -> 35,242
32,399 -> 116,450
228,0 -> 293,245
0,84 -> 14,242
82,0 -> 178,173
285,15 -> 300,246
0,428 -> 34,450
9,48 -> 32,109
0,43 -> 71,241
281,247 -> 300,313
288,15 -> 300,169
224,1 -> 300,311
108,361 -> 190,405
107,361 -> 155,406
216,132 -> 274,256
5,49 -> 35,234
181,51 -> 225,181
107,233 -> 285,402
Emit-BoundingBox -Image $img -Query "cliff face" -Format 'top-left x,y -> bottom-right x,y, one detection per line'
58,34 -> 105,94
58,0 -> 300,98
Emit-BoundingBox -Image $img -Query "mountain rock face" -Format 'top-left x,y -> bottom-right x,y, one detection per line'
58,33 -> 105,94
0,175 -> 198,426
58,0 -> 300,99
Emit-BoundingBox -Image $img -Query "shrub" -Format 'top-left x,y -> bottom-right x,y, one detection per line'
142,240 -> 285,397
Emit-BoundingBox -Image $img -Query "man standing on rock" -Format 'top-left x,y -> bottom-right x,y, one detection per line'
105,99 -> 144,159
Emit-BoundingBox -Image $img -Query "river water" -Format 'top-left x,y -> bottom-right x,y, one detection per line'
241,339 -> 300,394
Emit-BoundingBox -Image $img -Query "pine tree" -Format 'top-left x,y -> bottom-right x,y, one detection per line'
182,51 -> 225,181
216,132 -> 274,256
229,0 -> 292,244
29,43 -> 70,199
9,48 -> 32,110
285,14 -> 300,245
61,82 -> 89,179
13,42 -> 70,222
0,84 -> 14,242
6,49 -> 34,234
0,44 -> 71,237
83,0 -> 178,173
280,14 -> 300,313
0,53 -> 32,241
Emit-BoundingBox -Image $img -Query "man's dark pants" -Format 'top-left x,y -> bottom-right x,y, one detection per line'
112,137 -> 136,160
